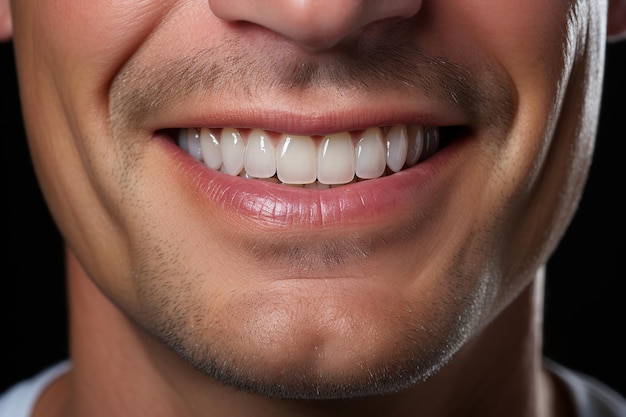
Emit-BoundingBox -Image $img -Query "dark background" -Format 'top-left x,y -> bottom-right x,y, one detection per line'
2,38 -> 625,397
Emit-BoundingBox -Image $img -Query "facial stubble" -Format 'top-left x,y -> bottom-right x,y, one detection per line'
106,35 -> 515,399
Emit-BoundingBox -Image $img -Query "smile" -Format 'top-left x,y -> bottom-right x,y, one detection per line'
157,113 -> 469,229
177,125 -> 454,188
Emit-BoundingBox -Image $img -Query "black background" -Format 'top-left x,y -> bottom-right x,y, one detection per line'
2,38 -> 625,397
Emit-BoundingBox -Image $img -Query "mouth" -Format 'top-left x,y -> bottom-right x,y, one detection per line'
150,116 -> 471,231
171,124 -> 464,189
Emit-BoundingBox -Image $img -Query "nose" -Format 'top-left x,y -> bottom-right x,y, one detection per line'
208,0 -> 422,50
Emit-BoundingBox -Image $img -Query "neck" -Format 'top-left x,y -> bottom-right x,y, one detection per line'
55,248 -> 558,417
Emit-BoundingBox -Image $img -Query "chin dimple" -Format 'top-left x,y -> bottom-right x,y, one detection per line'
177,125 -> 441,187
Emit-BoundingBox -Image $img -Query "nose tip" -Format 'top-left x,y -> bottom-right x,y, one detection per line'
208,0 -> 423,50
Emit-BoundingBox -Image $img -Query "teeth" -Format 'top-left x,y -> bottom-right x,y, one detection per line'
420,127 -> 440,161
177,124 -> 442,186
317,133 -> 355,185
184,128 -> 203,161
355,128 -> 386,180
220,128 -> 245,176
406,126 -> 424,167
199,127 -> 222,170
244,129 -> 276,178
386,125 -> 409,173
277,134 -> 317,184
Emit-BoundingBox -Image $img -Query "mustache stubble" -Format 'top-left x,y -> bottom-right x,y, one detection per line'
109,37 -> 515,134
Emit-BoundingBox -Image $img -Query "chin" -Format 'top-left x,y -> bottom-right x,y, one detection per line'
137,266 -> 485,400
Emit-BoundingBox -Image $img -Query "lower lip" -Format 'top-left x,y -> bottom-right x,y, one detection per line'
156,133 -> 464,231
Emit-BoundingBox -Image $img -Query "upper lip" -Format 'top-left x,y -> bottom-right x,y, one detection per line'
141,93 -> 472,136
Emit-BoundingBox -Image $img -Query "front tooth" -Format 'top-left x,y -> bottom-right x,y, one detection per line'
220,128 -> 245,176
199,128 -> 222,170
386,125 -> 409,172
244,129 -> 276,178
317,132 -> 355,185
355,127 -> 386,179
406,126 -> 424,167
419,127 -> 439,161
276,134 -> 317,184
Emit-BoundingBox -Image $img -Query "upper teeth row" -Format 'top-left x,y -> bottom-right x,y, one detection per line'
178,125 -> 439,186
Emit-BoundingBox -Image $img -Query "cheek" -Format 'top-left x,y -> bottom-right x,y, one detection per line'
420,1 -> 589,296
10,0 -> 186,307
25,0 -> 178,100
464,1 -> 570,64
425,0 -> 572,111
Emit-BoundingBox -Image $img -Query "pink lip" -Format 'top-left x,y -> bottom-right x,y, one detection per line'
145,95 -> 470,136
157,130 -> 466,231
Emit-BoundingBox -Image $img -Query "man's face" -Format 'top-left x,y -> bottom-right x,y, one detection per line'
9,0 -> 605,398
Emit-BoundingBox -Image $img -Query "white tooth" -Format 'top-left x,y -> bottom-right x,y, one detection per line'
244,129 -> 276,178
419,127 -> 439,161
406,126 -> 424,167
178,129 -> 189,153
355,127 -> 386,179
276,134 -> 316,184
317,133 -> 355,185
186,128 -> 203,161
386,125 -> 409,172
200,128 -> 222,170
220,128 -> 245,176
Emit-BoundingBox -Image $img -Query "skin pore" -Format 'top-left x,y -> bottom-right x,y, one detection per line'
2,0 -> 625,416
